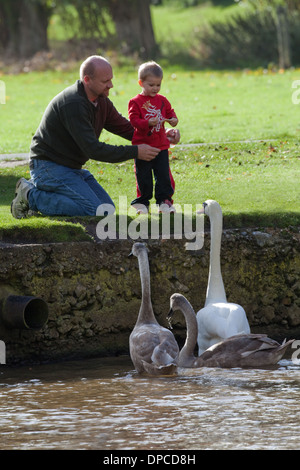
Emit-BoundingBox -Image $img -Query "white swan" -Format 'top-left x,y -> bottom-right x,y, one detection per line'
168,293 -> 294,368
197,199 -> 250,354
129,242 -> 179,375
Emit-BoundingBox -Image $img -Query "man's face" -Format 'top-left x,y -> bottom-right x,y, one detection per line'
84,64 -> 113,100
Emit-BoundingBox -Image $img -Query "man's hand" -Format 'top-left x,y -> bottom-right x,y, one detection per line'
166,128 -> 180,145
137,144 -> 160,161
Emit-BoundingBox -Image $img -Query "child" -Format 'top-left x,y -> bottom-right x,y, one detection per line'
128,61 -> 178,214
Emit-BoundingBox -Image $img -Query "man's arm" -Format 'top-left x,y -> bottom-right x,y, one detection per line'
63,100 -> 159,164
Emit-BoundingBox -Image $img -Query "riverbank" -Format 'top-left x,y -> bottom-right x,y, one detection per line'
0,229 -> 299,365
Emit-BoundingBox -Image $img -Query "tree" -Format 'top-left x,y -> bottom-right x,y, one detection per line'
108,0 -> 158,58
0,0 -> 53,59
57,0 -> 158,59
0,0 -> 158,61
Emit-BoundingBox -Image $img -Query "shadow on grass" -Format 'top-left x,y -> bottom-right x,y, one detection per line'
0,221 -> 93,244
1,174 -> 22,205
1,174 -> 299,244
2,211 -> 299,245
222,212 -> 300,231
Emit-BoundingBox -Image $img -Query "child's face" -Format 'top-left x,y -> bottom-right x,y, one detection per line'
139,75 -> 162,97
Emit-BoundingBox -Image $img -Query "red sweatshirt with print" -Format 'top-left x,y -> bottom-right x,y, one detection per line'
128,94 -> 177,150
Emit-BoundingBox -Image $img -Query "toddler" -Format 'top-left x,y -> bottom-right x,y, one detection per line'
128,61 -> 178,213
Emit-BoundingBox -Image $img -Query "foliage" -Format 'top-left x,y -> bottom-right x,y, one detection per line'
195,3 -> 300,67
52,0 -> 115,42
235,0 -> 300,12
2,1 -> 300,67
0,0 -> 54,57
0,0 -> 156,60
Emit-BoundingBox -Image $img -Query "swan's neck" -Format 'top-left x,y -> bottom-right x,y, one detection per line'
137,249 -> 156,324
205,210 -> 227,306
179,300 -> 198,363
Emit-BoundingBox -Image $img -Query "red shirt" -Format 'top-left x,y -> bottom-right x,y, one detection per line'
128,93 -> 177,150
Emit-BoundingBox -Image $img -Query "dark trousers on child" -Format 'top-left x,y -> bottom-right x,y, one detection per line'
131,149 -> 175,208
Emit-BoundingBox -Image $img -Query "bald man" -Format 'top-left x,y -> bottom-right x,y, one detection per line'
11,55 -> 179,218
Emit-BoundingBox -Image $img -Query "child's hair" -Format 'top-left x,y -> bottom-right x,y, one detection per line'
138,61 -> 163,81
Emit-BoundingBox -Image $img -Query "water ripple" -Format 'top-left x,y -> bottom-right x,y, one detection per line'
0,357 -> 299,450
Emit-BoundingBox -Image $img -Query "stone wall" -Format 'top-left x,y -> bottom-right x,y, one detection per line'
0,227 -> 299,364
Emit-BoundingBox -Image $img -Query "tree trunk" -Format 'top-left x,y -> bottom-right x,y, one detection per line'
19,1 -> 49,58
275,6 -> 291,69
108,0 -> 158,59
0,0 -> 50,59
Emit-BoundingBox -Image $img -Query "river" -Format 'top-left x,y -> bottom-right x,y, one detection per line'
0,355 -> 299,451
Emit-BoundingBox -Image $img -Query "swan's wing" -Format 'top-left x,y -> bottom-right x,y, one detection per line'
240,336 -> 281,357
130,326 -> 160,363
151,332 -> 179,367
130,324 -> 179,371
199,334 -> 268,359
196,335 -> 294,368
197,303 -> 250,341
241,337 -> 294,357
226,304 -> 251,335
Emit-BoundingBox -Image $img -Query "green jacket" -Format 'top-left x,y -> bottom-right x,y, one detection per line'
30,80 -> 137,169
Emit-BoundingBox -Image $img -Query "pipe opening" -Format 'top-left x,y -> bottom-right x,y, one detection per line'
2,295 -> 48,330
23,298 -> 48,329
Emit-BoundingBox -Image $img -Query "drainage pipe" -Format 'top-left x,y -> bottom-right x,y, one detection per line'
1,295 -> 48,330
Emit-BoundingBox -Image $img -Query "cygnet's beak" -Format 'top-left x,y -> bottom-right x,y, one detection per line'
167,308 -> 174,329
167,308 -> 174,320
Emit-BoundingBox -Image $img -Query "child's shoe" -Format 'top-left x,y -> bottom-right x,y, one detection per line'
132,204 -> 148,215
158,200 -> 176,213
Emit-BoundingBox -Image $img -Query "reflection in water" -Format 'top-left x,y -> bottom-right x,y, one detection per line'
0,356 -> 299,450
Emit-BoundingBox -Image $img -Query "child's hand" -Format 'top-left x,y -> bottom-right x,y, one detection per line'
165,117 -> 178,127
148,116 -> 159,126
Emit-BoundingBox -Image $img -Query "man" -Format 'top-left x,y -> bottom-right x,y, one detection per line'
11,55 -> 179,218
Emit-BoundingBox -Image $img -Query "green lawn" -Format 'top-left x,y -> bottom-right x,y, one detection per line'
1,67 -> 300,154
0,66 -> 299,242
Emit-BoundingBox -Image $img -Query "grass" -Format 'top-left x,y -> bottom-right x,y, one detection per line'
1,3 -> 300,243
150,0 -> 240,64
1,67 -> 300,153
1,138 -> 299,243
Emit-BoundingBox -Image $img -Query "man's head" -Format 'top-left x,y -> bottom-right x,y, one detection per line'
80,55 -> 113,101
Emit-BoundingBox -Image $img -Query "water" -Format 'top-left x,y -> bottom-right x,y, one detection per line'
0,355 -> 299,450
